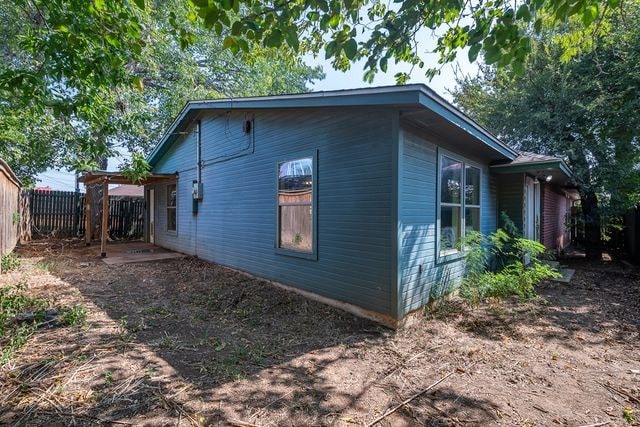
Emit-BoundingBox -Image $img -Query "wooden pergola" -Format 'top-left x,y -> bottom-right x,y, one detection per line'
78,171 -> 177,257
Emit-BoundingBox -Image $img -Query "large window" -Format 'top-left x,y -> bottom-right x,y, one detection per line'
167,183 -> 177,232
277,157 -> 314,254
439,154 -> 481,257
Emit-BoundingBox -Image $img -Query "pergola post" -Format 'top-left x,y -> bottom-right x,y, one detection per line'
85,185 -> 92,245
100,178 -> 109,257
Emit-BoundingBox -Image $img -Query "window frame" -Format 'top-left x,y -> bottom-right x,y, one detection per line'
166,182 -> 177,234
275,150 -> 318,260
436,149 -> 482,263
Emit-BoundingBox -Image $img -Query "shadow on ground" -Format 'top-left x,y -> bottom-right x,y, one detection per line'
2,239 -> 638,426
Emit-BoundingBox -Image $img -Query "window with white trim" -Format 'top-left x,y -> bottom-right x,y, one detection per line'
277,157 -> 313,253
167,183 -> 177,232
439,155 -> 481,256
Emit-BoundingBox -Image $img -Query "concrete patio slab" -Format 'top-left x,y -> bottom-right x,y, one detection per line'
553,268 -> 575,283
94,242 -> 185,265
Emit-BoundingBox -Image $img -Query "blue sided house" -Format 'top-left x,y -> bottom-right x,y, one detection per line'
144,84 -> 576,327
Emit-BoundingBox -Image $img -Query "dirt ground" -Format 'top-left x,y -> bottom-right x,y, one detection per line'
0,239 -> 639,426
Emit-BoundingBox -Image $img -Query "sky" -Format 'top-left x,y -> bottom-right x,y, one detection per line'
36,46 -> 477,191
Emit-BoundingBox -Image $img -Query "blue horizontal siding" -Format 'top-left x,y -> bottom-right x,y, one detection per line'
398,127 -> 498,316
496,173 -> 524,232
150,108 -> 395,316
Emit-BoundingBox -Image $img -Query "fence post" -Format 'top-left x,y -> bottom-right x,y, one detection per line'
18,190 -> 32,243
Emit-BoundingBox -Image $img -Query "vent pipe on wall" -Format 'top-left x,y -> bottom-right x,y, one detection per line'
192,120 -> 203,213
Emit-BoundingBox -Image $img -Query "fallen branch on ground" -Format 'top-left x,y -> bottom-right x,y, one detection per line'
229,419 -> 261,427
577,421 -> 611,427
365,369 -> 457,427
379,343 -> 443,382
598,381 -> 640,405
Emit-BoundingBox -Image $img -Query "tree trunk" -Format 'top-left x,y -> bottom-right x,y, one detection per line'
580,190 -> 602,260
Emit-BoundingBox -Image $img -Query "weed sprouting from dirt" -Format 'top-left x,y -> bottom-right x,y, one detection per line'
623,407 -> 635,424
34,259 -> 60,273
104,370 -> 114,385
1,278 -> 88,365
59,305 -> 87,326
0,281 -> 47,364
424,299 -> 467,320
151,332 -> 184,351
117,317 -> 135,342
1,252 -> 20,273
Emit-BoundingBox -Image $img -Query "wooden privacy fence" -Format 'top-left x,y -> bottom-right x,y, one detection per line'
28,190 -> 145,239
0,159 -> 21,258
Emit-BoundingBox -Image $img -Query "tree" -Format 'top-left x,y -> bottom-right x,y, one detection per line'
0,0 -> 323,184
453,4 -> 640,259
0,0 -> 626,184
182,0 -> 622,82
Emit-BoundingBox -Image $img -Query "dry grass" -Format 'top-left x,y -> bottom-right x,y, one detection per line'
0,238 -> 638,426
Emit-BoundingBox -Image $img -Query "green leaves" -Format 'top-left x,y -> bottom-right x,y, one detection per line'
484,46 -> 502,64
0,0 -> 325,184
133,76 -> 144,91
454,1 -> 640,225
172,0 -> 625,83
582,5 -> 599,25
343,38 -> 357,59
516,4 -> 532,21
122,152 -> 151,184
468,44 -> 482,62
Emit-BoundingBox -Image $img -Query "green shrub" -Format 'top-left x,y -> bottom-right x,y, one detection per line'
460,215 -> 561,306
1,252 -> 20,273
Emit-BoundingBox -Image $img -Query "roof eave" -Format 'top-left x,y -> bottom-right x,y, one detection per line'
147,84 -> 518,166
490,159 -> 573,179
416,87 -> 518,160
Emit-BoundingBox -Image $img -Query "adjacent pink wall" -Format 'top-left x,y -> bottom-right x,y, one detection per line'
542,186 -> 571,250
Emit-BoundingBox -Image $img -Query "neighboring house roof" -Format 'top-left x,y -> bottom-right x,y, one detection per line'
512,151 -> 562,164
491,151 -> 573,180
0,158 -> 21,188
109,185 -> 144,197
34,186 -> 52,192
79,171 -> 177,186
147,84 -> 519,166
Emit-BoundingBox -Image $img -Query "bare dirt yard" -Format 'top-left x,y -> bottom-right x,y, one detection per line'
1,239 -> 639,426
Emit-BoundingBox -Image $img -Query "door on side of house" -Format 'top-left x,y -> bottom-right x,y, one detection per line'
524,176 -> 541,263
149,188 -> 155,244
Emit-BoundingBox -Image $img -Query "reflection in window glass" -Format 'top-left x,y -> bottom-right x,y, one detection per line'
465,165 -> 480,206
440,156 -> 462,204
439,156 -> 481,257
465,207 -> 480,233
278,158 -> 313,253
167,183 -> 177,232
441,205 -> 461,252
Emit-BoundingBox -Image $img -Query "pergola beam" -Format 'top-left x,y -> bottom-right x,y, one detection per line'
79,171 -> 177,186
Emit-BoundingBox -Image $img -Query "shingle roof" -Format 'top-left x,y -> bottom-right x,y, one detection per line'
512,151 -> 562,164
